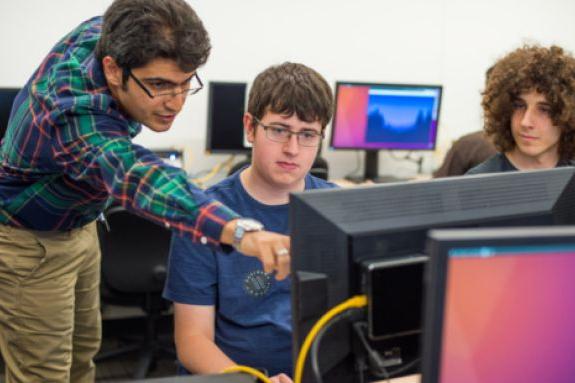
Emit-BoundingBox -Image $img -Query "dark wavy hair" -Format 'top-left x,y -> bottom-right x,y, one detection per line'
95,0 -> 210,84
247,62 -> 334,130
482,45 -> 575,160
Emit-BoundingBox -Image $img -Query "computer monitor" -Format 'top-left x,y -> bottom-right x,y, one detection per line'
290,167 -> 575,382
0,88 -> 20,141
330,82 -> 442,181
153,149 -> 185,168
423,226 -> 575,383
205,82 -> 250,154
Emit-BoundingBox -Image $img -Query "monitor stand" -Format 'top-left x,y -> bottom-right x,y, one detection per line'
345,150 -> 405,183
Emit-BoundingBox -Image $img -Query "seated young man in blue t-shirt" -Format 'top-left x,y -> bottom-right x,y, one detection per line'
163,62 -> 336,383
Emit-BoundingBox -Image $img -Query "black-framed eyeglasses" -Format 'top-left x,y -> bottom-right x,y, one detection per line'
128,69 -> 203,99
253,117 -> 324,147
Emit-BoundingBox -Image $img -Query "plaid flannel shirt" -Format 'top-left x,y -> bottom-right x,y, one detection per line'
0,17 -> 238,246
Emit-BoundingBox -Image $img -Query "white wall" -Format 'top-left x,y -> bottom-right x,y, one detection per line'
2,0 -> 575,179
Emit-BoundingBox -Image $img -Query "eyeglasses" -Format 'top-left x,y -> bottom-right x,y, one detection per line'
253,117 -> 324,147
128,69 -> 203,99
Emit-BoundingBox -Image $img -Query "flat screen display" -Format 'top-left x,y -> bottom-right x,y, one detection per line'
439,244 -> 575,383
206,82 -> 250,154
330,82 -> 441,150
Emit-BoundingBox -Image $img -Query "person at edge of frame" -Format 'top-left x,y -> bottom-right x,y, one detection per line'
0,1 -> 290,382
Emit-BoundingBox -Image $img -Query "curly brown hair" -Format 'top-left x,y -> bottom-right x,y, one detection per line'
482,45 -> 575,160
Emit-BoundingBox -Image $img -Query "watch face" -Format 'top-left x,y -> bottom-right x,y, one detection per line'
233,219 -> 264,249
238,219 -> 264,231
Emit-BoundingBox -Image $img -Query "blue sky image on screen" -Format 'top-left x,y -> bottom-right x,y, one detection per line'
365,92 -> 436,146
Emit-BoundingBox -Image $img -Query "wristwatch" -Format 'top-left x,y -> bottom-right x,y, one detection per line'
232,218 -> 264,250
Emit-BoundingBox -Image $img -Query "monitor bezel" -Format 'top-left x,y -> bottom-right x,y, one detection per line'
0,87 -> 21,140
329,81 -> 443,151
422,226 -> 575,383
290,167 -> 575,381
205,81 -> 251,155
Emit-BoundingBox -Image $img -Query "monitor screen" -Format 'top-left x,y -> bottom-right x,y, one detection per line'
153,149 -> 184,168
206,82 -> 250,154
290,167 -> 575,382
330,82 -> 442,151
0,88 -> 20,141
423,227 -> 575,383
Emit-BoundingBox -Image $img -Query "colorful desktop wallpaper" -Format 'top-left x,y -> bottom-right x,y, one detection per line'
331,85 -> 370,148
331,84 -> 439,150
439,247 -> 575,383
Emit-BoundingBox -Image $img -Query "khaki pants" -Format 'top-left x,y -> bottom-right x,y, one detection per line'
0,222 -> 101,383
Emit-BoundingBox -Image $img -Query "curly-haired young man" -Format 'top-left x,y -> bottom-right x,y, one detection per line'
467,45 -> 575,174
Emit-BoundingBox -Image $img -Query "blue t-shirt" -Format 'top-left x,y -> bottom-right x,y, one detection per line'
164,171 -> 336,376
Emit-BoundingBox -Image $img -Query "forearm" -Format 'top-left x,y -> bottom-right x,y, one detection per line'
89,140 -> 239,245
115,160 -> 239,244
177,334 -> 236,374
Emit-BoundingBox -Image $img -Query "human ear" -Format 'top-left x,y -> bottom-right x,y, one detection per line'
244,113 -> 256,143
101,56 -> 123,88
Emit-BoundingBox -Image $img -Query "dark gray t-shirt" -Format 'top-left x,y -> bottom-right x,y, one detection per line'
466,153 -> 573,175
466,153 -> 517,175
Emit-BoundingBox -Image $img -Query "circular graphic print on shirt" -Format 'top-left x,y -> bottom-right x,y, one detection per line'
243,270 -> 272,297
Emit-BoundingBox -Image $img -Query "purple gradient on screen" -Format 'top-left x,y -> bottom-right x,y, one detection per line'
439,251 -> 575,383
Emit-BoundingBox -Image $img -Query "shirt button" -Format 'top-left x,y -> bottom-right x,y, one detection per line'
200,236 -> 208,245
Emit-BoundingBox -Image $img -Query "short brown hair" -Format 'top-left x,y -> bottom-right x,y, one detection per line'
96,0 -> 210,78
482,45 -> 575,160
247,62 -> 334,129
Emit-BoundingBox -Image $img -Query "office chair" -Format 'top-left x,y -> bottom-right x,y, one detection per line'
227,157 -> 251,176
310,156 -> 329,180
95,206 -> 175,379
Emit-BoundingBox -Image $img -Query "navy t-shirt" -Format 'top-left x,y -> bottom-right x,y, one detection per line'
163,171 -> 336,376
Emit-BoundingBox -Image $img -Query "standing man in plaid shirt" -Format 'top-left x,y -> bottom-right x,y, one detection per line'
0,0 -> 290,382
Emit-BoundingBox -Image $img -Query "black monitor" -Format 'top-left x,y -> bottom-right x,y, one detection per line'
0,88 -> 20,141
330,82 -> 442,182
206,82 -> 250,154
290,167 -> 575,382
423,226 -> 575,383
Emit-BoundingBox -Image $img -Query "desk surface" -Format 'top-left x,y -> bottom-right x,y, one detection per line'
332,174 -> 431,188
112,373 -> 420,383
386,374 -> 421,383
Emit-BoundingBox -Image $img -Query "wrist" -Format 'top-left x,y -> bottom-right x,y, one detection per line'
231,218 -> 264,251
221,220 -> 238,246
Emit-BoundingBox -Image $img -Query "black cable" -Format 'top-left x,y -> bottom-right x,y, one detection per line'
353,322 -> 391,380
355,356 -> 367,383
309,308 -> 364,383
352,321 -> 421,382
